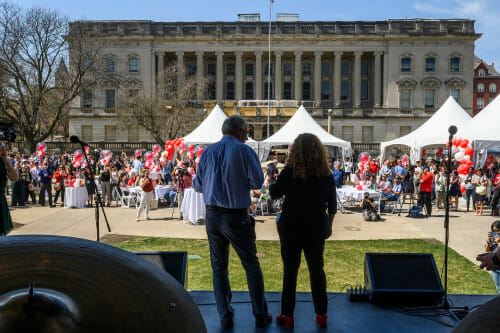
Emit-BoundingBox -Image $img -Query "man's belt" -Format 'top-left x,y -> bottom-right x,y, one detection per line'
206,205 -> 247,214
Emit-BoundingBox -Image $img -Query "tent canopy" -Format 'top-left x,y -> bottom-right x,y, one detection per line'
380,96 -> 472,159
183,105 -> 256,146
259,105 -> 351,151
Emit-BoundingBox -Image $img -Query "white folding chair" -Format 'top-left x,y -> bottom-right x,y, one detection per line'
120,187 -> 137,208
256,189 -> 269,216
112,186 -> 122,206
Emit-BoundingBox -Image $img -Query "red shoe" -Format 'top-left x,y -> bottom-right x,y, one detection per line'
276,314 -> 294,328
316,314 -> 328,328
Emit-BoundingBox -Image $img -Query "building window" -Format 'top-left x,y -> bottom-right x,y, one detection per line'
449,57 -> 461,73
321,81 -> 330,100
225,82 -> 234,100
450,89 -> 460,102
188,63 -> 197,76
477,83 -> 484,92
478,69 -> 486,77
128,126 -> 139,142
302,63 -> 311,76
490,83 -> 497,93
400,126 -> 411,137
341,81 -> 350,101
400,89 -> 411,109
245,82 -> 254,99
226,63 -> 235,76
341,63 -> 350,76
361,81 -> 369,101
105,89 -> 115,111
424,89 -> 435,108
477,97 -> 484,108
83,59 -> 91,69
283,82 -> 292,100
207,63 -> 216,76
264,63 -> 273,76
128,57 -> 139,73
342,126 -> 353,142
361,62 -> 369,77
104,125 -> 117,142
362,126 -> 374,143
106,59 -> 115,73
425,57 -> 436,73
302,82 -> 311,100
81,89 -> 93,111
321,63 -> 330,77
283,63 -> 293,76
245,63 -> 254,76
264,81 -> 274,99
207,82 -> 216,99
81,125 -> 93,142
248,124 -> 254,138
401,57 -> 412,73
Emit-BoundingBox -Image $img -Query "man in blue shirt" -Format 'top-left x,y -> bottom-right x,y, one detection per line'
194,116 -> 271,328
38,161 -> 53,207
332,163 -> 344,188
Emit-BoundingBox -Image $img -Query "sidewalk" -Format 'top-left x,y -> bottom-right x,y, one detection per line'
8,203 -> 496,265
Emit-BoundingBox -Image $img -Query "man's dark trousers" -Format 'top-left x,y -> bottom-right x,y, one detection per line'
39,182 -> 52,206
205,208 -> 268,322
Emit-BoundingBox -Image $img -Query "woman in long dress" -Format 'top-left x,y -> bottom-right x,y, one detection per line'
270,133 -> 336,329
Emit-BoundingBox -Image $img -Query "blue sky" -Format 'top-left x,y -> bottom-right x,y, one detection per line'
12,0 -> 500,67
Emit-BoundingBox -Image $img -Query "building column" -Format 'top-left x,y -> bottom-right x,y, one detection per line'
383,51 -> 388,107
176,50 -> 185,86
275,51 -> 282,100
314,50 -> 323,107
151,50 -> 156,95
334,51 -> 342,107
294,50 -> 302,101
353,51 -> 362,108
374,51 -> 382,107
215,50 -> 224,104
255,50 -> 263,100
235,51 -> 243,101
196,50 -> 204,102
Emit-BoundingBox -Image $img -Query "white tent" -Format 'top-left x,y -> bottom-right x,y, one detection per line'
259,105 -> 351,159
380,96 -> 472,161
183,104 -> 257,147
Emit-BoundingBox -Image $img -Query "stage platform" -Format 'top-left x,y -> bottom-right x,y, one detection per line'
190,291 -> 495,332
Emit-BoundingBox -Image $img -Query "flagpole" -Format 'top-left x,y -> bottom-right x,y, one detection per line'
267,0 -> 272,138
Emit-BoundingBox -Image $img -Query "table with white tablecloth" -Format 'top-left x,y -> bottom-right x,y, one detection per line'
64,187 -> 88,208
180,188 -> 205,224
336,186 -> 381,214
155,185 -> 173,199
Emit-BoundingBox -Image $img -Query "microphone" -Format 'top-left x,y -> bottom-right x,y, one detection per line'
70,135 -> 89,147
448,125 -> 457,136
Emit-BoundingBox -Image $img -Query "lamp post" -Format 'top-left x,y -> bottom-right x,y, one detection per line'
328,108 -> 333,133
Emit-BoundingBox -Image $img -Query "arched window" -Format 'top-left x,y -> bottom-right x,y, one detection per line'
490,83 -> 497,93
477,83 -> 484,92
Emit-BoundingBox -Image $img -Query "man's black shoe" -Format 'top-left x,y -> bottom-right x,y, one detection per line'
255,313 -> 272,327
221,317 -> 234,329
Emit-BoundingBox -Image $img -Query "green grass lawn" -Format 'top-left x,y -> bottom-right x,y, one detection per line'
103,235 -> 497,294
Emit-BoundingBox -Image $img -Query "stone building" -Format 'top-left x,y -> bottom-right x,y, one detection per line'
68,15 -> 480,148
473,55 -> 500,115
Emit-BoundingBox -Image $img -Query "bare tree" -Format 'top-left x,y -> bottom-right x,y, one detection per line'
0,3 -> 108,152
117,65 -> 207,143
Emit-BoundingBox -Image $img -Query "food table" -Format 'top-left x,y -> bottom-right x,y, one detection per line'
336,186 -> 381,214
180,188 -> 205,224
64,187 -> 88,209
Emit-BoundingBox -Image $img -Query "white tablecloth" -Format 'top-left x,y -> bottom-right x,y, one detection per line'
150,171 -> 164,180
180,188 -> 205,224
336,186 -> 381,214
64,187 -> 88,208
155,185 -> 173,199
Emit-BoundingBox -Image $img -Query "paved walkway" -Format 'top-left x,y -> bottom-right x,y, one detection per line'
8,202 -> 496,265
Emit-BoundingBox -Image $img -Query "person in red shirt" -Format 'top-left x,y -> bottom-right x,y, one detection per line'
418,166 -> 434,217
53,165 -> 69,206
492,172 -> 500,216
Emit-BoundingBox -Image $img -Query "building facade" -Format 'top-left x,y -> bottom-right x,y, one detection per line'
68,16 -> 480,145
473,55 -> 500,115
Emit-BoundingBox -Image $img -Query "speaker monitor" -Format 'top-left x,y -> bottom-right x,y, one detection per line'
364,253 -> 444,305
134,251 -> 188,287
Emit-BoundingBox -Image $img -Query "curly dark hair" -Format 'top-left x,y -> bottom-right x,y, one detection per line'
286,133 -> 331,179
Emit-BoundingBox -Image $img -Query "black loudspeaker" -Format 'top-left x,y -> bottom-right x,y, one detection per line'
364,253 -> 444,305
134,251 -> 188,287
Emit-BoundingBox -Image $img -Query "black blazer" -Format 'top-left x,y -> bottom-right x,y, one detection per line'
270,166 -> 337,240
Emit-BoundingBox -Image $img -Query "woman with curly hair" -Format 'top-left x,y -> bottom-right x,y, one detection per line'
270,133 -> 337,329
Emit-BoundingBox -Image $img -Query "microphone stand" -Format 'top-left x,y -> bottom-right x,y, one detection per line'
80,143 -> 112,242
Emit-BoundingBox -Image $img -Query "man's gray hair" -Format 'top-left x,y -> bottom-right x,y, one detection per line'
222,115 -> 248,135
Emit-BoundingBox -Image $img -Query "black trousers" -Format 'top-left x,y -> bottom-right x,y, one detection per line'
279,237 -> 327,316
491,188 -> 499,214
11,181 -> 24,206
420,191 -> 432,217
54,187 -> 65,204
39,182 -> 52,206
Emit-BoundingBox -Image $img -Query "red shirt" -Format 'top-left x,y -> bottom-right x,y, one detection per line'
420,172 -> 434,192
495,174 -> 500,188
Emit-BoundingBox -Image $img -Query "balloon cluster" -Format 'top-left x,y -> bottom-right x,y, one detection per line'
135,149 -> 142,158
451,138 -> 473,175
164,138 -> 185,159
144,151 -> 154,169
436,147 -> 443,158
36,142 -> 46,157
152,144 -> 160,158
358,152 -> 370,174
100,150 -> 113,165
72,150 -> 86,169
84,146 -> 90,156
486,155 -> 495,169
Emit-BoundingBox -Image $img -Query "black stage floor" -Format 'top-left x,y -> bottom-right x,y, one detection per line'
190,291 -> 495,332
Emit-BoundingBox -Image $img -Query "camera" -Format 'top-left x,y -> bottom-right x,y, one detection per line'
177,168 -> 189,177
0,120 -> 16,142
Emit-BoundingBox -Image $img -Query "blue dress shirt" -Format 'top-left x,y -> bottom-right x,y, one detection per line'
194,135 -> 264,209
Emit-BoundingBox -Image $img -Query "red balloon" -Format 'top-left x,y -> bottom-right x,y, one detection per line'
135,149 -> 142,157
460,139 -> 469,148
452,138 -> 458,146
460,186 -> 465,193
464,146 -> 474,157
152,144 -> 160,154
74,150 -> 83,162
179,149 -> 185,155
187,152 -> 194,160
145,151 -> 154,161
455,138 -> 462,147
196,147 -> 205,158
188,145 -> 195,153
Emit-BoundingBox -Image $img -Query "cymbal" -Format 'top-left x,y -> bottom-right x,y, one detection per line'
0,235 -> 206,333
